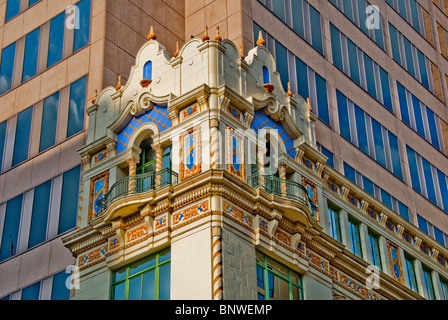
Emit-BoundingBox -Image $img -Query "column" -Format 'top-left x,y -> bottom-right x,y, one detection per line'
154,145 -> 164,187
279,162 -> 287,197
212,226 -> 223,300
210,119 -> 220,169
257,143 -> 265,187
127,156 -> 138,192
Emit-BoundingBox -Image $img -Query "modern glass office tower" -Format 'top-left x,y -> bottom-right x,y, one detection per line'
1,0 -> 448,301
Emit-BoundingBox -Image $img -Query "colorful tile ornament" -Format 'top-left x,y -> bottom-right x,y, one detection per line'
179,127 -> 202,181
251,109 -> 296,158
89,171 -> 109,221
223,202 -> 253,227
172,200 -> 210,227
226,128 -> 245,181
117,105 -> 172,154
78,245 -> 107,268
387,240 -> 404,285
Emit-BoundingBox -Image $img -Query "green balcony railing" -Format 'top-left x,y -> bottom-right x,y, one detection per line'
247,173 -> 318,221
96,168 -> 178,214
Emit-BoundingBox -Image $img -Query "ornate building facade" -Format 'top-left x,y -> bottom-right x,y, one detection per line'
62,30 -> 448,300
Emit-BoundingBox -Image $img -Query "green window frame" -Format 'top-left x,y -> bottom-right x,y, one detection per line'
111,248 -> 171,300
256,251 -> 302,300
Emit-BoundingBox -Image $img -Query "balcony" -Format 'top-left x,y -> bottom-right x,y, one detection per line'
247,173 -> 318,221
96,168 -> 179,214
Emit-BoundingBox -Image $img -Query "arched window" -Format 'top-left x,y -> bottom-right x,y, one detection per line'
144,61 -> 153,80
138,137 -> 156,174
263,66 -> 270,84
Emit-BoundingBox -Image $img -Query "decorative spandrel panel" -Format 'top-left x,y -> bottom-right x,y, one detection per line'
179,127 -> 202,182
226,128 -> 245,181
89,171 -> 109,222
387,240 -> 404,285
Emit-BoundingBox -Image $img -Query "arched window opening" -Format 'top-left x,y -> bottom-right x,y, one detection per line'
144,61 -> 153,80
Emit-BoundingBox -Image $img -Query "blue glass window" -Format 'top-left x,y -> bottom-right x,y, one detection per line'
144,61 -> 152,80
5,0 -> 20,22
51,271 -> 71,300
423,267 -> 436,300
389,24 -> 401,64
22,282 -> 40,300
369,231 -> 382,270
380,67 -> 392,112
381,189 -> 392,209
315,73 -> 329,125
437,170 -> 448,212
409,0 -> 421,32
337,90 -> 351,141
426,108 -> 440,151
412,95 -> 425,137
417,214 -> 429,235
357,0 -> 368,34
28,181 -> 51,249
0,43 -> 16,95
73,0 -> 91,52
320,146 -> 334,168
355,105 -> 368,154
58,166 -> 81,234
397,0 -> 408,20
388,132 -> 403,180
343,0 -> 354,21
363,176 -> 375,196
398,202 -> 410,221
40,92 -> 59,152
417,50 -> 429,90
295,57 -> 309,99
422,158 -> 437,204
407,147 -> 421,194
309,6 -> 323,54
291,0 -> 304,38
371,119 -> 386,167
12,107 -> 33,167
363,53 -> 377,99
344,163 -> 356,184
67,76 -> 87,138
349,217 -> 362,257
273,0 -> 285,22
275,41 -> 289,91
403,36 -> 415,77
0,121 -> 6,171
405,254 -> 418,292
347,38 -> 360,85
22,28 -> 40,82
330,24 -> 343,70
397,82 -> 410,126
0,195 -> 23,262
328,204 -> 342,242
434,227 -> 445,246
47,12 -> 65,68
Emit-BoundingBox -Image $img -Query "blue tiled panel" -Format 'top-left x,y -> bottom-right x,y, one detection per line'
117,105 -> 172,154
251,109 -> 296,159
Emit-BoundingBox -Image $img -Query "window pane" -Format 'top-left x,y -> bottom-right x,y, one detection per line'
437,170 -> 448,212
406,147 -> 421,193
417,215 -> 429,235
309,6 -> 323,54
113,282 -> 126,300
0,43 -> 16,95
40,92 -> 59,152
291,0 -> 304,37
397,82 -> 410,125
422,158 -> 437,204
357,0 -> 368,34
363,53 -> 377,99
388,132 -> 403,180
58,166 -> 81,234
355,105 -> 368,154
381,189 -> 392,209
398,202 -> 410,221
315,73 -> 329,125
337,90 -> 351,141
6,0 -> 20,21
423,269 -> 435,300
412,96 -> 425,137
295,57 -> 309,99
67,76 -> 87,138
12,107 -> 33,167
330,24 -> 343,70
273,0 -> 285,21
344,163 -> 356,184
363,176 -> 375,196
409,0 -> 421,32
389,24 -> 401,64
426,108 -> 440,150
0,195 -> 23,262
380,67 -> 392,112
73,0 -> 91,52
129,276 -> 142,300
406,256 -> 418,292
279,277 -> 290,300
0,121 -> 6,171
22,282 -> 40,300
142,270 -> 155,300
129,255 -> 156,276
320,146 -> 334,168
434,227 -> 445,246
403,37 -> 415,77
22,28 -> 40,82
275,41 -> 289,91
28,181 -> 51,248
47,13 -> 65,68
417,50 -> 429,90
51,271 -> 70,300
158,264 -> 171,300
347,38 -> 360,85
371,119 -> 386,167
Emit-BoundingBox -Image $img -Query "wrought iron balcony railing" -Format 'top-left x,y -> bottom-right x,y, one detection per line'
96,168 -> 179,214
247,173 -> 318,221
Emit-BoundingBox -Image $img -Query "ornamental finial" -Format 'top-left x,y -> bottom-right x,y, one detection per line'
91,89 -> 98,104
202,26 -> 210,41
173,41 -> 180,58
287,82 -> 293,97
115,75 -> 122,91
307,98 -> 312,112
215,26 -> 222,41
239,45 -> 245,59
147,26 -> 156,41
256,31 -> 265,46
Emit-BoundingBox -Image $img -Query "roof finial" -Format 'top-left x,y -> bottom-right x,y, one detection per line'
147,26 -> 156,41
287,82 -> 293,97
116,75 -> 122,91
173,41 -> 180,58
239,45 -> 245,59
202,26 -> 210,41
215,26 -> 222,41
307,98 -> 312,112
256,31 -> 265,46
91,89 -> 98,104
